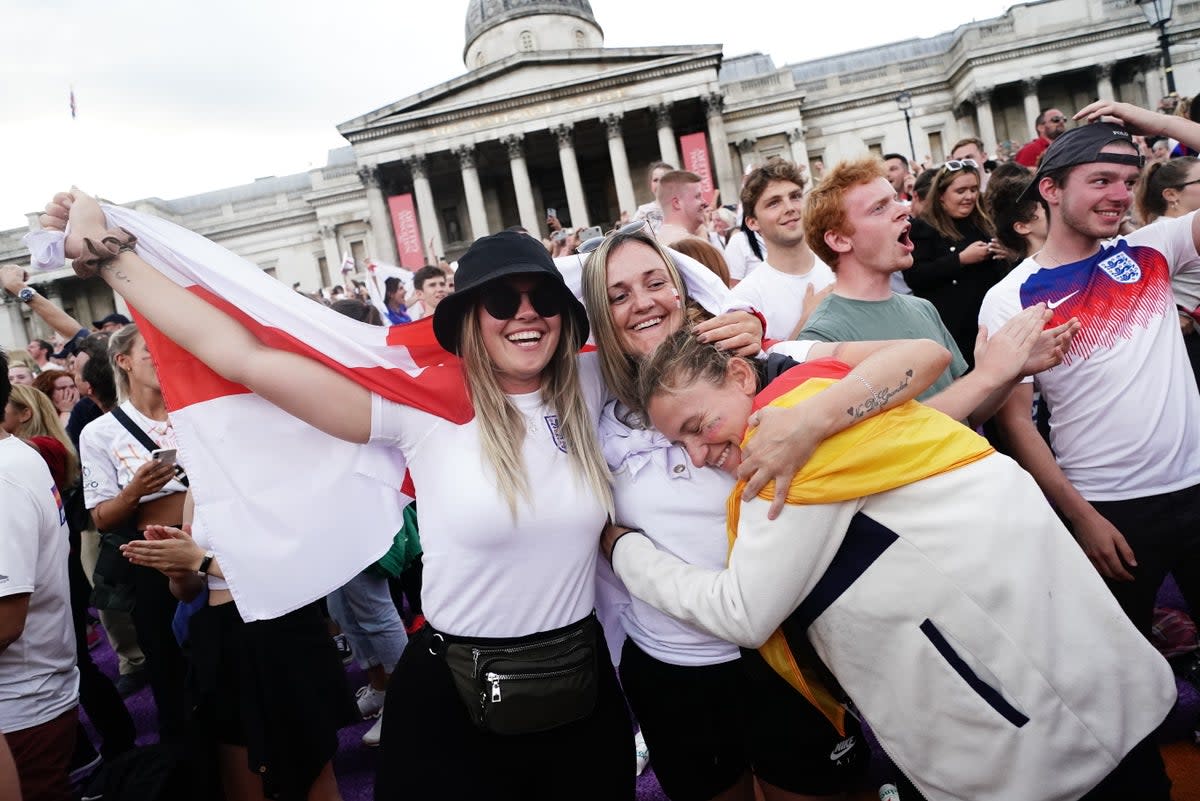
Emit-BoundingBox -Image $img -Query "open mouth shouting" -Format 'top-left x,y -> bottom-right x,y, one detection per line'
897,223 -> 914,254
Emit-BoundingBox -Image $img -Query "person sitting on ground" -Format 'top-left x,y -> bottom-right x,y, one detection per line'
605,329 -> 1177,801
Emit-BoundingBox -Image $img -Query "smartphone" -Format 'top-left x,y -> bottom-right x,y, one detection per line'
579,225 -> 603,242
546,208 -> 557,219
150,448 -> 178,467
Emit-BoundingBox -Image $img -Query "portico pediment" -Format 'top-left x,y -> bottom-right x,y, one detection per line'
337,45 -> 722,143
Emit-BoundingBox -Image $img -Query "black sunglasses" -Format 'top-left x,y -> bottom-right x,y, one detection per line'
577,219 -> 651,255
479,280 -> 561,320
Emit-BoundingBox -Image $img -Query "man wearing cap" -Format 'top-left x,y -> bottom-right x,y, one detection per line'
94,313 -> 132,333
1014,108 -> 1069,168
981,105 -> 1200,689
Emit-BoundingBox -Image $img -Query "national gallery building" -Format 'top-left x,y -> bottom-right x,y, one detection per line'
3,0 -> 1199,347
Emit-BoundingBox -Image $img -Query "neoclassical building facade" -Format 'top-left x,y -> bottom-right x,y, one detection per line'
4,0 -> 1200,348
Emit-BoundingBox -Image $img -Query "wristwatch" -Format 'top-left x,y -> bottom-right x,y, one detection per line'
196,551 -> 215,577
17,287 -> 35,304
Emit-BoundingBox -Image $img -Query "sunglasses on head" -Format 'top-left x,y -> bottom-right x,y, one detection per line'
479,280 -> 561,320
941,158 -> 979,173
577,219 -> 651,255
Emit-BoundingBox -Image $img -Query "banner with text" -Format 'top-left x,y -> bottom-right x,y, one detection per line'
680,132 -> 716,206
387,194 -> 425,268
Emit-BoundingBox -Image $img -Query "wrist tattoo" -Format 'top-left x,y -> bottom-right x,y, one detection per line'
847,369 -> 913,419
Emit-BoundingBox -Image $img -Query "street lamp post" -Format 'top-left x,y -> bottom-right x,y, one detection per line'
1136,0 -> 1177,94
895,91 -> 916,163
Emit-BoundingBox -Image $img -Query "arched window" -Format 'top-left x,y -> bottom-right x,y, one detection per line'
475,50 -> 485,68
519,30 -> 536,51
575,29 -> 586,48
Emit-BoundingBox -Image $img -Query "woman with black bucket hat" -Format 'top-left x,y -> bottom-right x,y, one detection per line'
49,186 -> 638,798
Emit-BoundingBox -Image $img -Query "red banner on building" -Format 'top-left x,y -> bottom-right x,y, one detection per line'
679,132 -> 716,205
387,194 -> 425,268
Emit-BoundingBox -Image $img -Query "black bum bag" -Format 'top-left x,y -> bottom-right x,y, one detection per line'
428,613 -> 600,736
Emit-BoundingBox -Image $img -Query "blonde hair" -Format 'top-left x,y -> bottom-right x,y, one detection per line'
636,328 -> 739,412
581,230 -> 708,414
7,384 -> 79,479
458,302 -> 613,520
108,324 -> 142,402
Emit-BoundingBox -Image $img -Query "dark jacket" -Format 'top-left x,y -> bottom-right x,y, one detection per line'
905,217 -> 1005,369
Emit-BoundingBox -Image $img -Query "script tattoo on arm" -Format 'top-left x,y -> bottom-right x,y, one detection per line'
846,368 -> 913,420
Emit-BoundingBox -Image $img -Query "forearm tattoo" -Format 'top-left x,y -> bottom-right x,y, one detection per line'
847,368 -> 913,419
101,263 -> 132,284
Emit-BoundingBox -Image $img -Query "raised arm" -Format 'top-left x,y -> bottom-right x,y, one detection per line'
1076,100 -> 1200,255
737,337 -> 951,518
1,265 -> 87,340
44,190 -> 372,443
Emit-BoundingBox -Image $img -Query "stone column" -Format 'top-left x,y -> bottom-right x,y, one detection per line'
317,225 -> 340,283
1021,77 -> 1042,141
605,114 -> 638,217
1096,62 -> 1116,102
0,302 -> 28,349
554,124 -> 590,228
704,92 -> 738,208
405,155 -> 443,262
357,166 -> 400,264
786,128 -> 810,172
972,89 -> 999,159
503,135 -> 541,236
952,104 -> 977,144
653,103 -> 680,167
455,145 -> 490,241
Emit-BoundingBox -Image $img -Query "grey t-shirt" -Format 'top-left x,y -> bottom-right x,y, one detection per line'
797,292 -> 967,400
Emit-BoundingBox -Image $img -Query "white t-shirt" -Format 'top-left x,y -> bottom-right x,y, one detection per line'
80,401 -> 187,511
723,230 -> 765,282
599,401 -> 740,666
978,212 -> 1200,501
0,436 -> 79,732
369,353 -> 609,637
732,256 -> 835,340
633,201 -> 663,231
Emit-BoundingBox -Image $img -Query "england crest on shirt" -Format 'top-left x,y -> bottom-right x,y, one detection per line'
1098,251 -> 1141,284
543,414 -> 567,453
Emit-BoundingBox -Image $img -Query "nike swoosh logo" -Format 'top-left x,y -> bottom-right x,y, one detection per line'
1046,290 -> 1079,310
829,736 -> 857,761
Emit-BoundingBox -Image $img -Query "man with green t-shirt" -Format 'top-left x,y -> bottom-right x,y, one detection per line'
796,157 -> 1077,428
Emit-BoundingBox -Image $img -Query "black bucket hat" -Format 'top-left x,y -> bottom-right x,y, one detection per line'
1018,122 -> 1145,204
432,231 -> 589,355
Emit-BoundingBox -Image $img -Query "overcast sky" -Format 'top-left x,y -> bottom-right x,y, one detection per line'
3,0 -> 1016,230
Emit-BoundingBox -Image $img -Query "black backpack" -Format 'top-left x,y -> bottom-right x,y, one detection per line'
80,745 -> 191,801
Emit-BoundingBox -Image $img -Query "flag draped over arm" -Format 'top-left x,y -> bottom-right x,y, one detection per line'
102,206 -> 471,621
69,208 -> 745,621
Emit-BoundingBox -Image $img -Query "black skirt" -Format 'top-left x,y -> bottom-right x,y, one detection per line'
188,600 -> 357,800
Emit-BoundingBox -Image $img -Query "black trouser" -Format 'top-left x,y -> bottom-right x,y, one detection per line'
375,622 -> 633,801
68,549 -> 135,759
1088,481 -> 1200,638
130,564 -> 189,743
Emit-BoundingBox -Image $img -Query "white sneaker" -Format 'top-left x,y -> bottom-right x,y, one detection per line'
634,730 -> 650,776
362,711 -> 384,747
355,685 -> 387,719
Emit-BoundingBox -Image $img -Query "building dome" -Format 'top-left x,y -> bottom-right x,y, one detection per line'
464,0 -> 604,68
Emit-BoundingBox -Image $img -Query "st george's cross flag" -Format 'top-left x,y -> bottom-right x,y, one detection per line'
51,207 -> 739,621
364,259 -> 413,322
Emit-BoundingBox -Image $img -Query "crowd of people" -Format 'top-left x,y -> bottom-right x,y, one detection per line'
2,94 -> 1199,801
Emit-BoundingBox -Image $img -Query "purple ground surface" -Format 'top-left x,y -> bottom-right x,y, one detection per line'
81,577 -> 1199,800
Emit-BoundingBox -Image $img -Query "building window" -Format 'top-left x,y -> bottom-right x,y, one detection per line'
574,29 -> 586,48
317,255 -> 330,287
927,131 -> 944,165
350,240 -> 367,271
519,30 -> 535,51
866,142 -> 884,158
